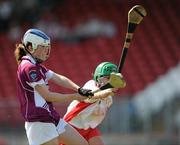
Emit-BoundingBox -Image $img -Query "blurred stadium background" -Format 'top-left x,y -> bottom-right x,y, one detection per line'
0,0 -> 179,145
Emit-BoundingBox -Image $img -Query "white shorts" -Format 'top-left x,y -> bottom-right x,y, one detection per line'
25,119 -> 68,145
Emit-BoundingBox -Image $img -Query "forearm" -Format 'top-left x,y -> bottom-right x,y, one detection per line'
93,89 -> 114,99
35,84 -> 85,103
45,92 -> 84,102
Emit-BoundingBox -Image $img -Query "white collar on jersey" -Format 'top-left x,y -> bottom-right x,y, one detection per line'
25,54 -> 36,64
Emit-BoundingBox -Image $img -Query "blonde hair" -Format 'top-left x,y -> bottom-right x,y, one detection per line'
14,43 -> 27,64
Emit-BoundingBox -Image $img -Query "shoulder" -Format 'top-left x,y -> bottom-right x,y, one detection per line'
20,59 -> 37,73
20,61 -> 43,80
83,80 -> 98,91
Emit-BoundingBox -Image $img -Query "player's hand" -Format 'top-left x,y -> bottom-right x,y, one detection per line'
78,87 -> 94,98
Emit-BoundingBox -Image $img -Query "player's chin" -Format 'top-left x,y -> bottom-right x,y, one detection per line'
43,55 -> 50,61
37,57 -> 48,63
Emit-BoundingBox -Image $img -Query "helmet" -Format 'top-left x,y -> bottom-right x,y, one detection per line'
93,62 -> 118,82
22,28 -> 50,52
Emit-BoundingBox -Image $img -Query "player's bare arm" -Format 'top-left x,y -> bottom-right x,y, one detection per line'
35,84 -> 86,102
49,72 -> 80,91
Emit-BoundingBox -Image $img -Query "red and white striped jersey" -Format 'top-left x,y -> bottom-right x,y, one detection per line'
63,80 -> 113,129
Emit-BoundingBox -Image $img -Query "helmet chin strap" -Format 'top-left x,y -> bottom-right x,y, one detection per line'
24,45 -> 44,64
25,49 -> 43,64
29,52 -> 43,63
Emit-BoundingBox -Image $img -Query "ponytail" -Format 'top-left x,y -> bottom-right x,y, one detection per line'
14,43 -> 27,64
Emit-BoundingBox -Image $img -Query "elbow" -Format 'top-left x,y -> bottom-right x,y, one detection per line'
42,91 -> 54,102
35,84 -> 55,102
37,89 -> 53,102
43,96 -> 52,102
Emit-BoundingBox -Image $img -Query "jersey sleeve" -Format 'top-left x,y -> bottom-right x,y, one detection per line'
45,70 -> 54,80
25,65 -> 45,88
40,64 -> 54,80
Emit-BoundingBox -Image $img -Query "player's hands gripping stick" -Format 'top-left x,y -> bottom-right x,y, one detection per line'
92,72 -> 126,93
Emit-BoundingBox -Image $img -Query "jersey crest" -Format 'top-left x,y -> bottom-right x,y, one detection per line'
29,70 -> 38,81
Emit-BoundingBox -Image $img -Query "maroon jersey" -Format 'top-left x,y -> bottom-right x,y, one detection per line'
16,55 -> 60,125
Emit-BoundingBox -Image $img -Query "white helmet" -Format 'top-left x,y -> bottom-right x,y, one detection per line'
23,28 -> 50,51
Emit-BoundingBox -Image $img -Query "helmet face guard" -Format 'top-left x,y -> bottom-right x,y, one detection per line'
93,62 -> 118,82
23,28 -> 50,53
